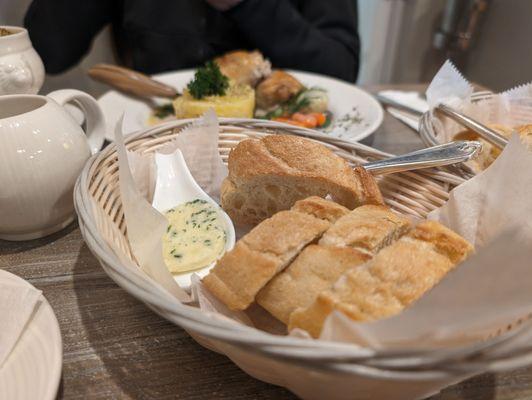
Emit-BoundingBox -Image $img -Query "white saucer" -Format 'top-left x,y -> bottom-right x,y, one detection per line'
0,273 -> 62,400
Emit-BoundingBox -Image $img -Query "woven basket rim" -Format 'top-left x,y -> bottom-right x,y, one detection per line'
75,117 -> 532,373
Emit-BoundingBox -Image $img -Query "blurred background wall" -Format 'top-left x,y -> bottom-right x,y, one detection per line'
0,0 -> 529,94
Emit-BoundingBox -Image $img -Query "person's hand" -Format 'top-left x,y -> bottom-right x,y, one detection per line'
205,0 -> 244,11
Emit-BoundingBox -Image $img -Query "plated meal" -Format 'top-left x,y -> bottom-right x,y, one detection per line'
150,50 -> 333,129
156,133 -> 474,338
97,67 -> 383,143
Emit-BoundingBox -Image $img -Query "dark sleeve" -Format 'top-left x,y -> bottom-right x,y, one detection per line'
226,0 -> 359,82
24,0 -> 114,74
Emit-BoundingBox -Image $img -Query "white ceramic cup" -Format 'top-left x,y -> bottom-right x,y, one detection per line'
0,89 -> 105,240
0,26 -> 45,95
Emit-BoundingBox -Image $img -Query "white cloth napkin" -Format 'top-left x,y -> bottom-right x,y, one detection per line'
0,270 -> 42,368
378,90 -> 429,131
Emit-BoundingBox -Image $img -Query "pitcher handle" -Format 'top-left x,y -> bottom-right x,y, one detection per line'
47,89 -> 105,154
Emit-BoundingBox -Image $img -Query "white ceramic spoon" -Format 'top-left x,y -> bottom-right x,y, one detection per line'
152,149 -> 235,288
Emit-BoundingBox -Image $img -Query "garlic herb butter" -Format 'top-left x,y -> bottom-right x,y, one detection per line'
163,199 -> 226,274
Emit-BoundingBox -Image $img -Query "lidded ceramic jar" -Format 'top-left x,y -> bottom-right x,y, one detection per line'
0,26 -> 44,95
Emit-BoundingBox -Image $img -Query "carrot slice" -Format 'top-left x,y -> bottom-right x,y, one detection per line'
272,117 -> 307,127
310,112 -> 327,126
291,113 -> 318,128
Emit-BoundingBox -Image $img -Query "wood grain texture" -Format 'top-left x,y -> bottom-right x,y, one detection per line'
1,83 -> 531,399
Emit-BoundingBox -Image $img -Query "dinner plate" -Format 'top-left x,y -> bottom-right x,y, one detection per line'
98,69 -> 383,142
0,273 -> 62,400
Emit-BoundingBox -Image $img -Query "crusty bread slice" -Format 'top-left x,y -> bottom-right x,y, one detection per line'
319,205 -> 412,255
256,205 -> 410,323
203,197 -> 349,310
221,134 -> 383,225
289,220 -> 474,338
291,196 -> 350,223
256,245 -> 371,324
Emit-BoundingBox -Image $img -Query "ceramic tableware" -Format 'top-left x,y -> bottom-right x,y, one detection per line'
0,26 -> 44,95
0,89 -> 105,240
152,149 -> 235,288
0,271 -> 62,400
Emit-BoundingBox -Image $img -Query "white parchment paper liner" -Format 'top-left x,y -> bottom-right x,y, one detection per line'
115,110 -> 228,302
426,60 -> 532,145
115,110 -> 532,351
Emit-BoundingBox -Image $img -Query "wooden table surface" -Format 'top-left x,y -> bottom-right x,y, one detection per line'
2,84 -> 532,400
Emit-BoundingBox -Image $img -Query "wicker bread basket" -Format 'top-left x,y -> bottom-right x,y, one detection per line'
75,118 -> 532,400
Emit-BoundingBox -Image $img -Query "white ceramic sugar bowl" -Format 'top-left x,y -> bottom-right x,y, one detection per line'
0,89 -> 105,240
0,26 -> 44,95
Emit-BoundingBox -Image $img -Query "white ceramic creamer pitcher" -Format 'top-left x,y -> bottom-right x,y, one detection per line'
0,89 -> 105,240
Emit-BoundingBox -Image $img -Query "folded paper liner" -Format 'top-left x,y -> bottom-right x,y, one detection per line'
114,110 -> 532,352
426,60 -> 532,145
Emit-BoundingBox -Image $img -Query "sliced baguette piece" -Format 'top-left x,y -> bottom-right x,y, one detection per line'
289,220 -> 474,338
221,134 -> 383,225
256,245 -> 371,324
203,197 -> 349,310
256,205 -> 411,323
319,205 -> 412,255
291,195 -> 351,223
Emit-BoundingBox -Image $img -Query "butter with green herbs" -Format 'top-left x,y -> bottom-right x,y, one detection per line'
163,199 -> 226,274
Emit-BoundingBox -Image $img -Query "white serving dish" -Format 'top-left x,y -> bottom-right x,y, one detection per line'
97,69 -> 383,143
0,273 -> 62,400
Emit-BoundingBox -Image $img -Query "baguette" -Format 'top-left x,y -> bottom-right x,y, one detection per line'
221,135 -> 383,225
256,205 -> 411,323
289,220 -> 474,338
203,197 -> 349,310
256,245 -> 371,324
319,205 -> 411,255
290,195 -> 351,223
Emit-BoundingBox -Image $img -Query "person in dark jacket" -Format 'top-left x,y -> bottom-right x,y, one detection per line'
24,0 -> 360,82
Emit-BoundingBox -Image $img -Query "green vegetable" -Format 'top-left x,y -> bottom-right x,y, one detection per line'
283,91 -> 311,115
298,88 -> 328,113
321,111 -> 333,129
259,88 -> 328,120
263,106 -> 284,120
187,61 -> 229,100
153,103 -> 174,119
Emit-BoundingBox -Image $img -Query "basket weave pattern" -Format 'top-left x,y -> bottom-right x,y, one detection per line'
75,119 -> 532,377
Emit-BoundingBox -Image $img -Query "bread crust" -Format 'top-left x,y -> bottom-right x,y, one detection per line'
256,245 -> 371,324
221,135 -> 384,225
203,198 -> 347,310
256,205 -> 409,324
289,220 -> 474,337
319,205 -> 411,255
291,196 -> 350,223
